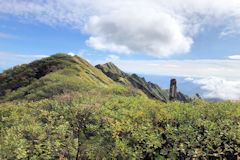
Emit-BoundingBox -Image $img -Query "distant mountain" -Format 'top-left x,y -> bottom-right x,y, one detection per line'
138,75 -> 226,102
96,62 -> 191,102
137,75 -> 204,97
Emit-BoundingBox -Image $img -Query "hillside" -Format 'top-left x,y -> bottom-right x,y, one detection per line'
0,54 -> 239,159
0,54 -> 190,103
0,54 -> 116,101
96,62 -> 191,102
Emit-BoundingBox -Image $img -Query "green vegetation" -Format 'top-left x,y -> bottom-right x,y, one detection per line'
0,54 -> 114,102
0,54 -> 239,159
1,93 -> 239,159
5,69 -> 93,101
0,54 -> 77,99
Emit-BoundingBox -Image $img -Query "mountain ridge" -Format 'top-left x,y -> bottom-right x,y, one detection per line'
0,54 -> 116,101
0,53 -> 190,102
1,54 -> 239,160
96,62 -> 191,102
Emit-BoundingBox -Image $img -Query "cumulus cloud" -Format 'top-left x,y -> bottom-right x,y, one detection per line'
186,77 -> 240,100
84,9 -> 193,56
86,37 -> 131,54
229,55 -> 240,59
1,0 -> 240,57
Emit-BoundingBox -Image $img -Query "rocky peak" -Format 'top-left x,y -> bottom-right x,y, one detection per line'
96,62 -> 191,103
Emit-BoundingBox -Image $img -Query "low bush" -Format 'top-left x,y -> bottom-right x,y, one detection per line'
4,69 -> 95,101
0,95 -> 239,159
101,98 -> 239,159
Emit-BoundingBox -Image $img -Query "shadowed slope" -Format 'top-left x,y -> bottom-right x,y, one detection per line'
96,62 -> 191,102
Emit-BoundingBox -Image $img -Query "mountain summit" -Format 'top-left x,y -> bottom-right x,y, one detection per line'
0,54 -> 115,101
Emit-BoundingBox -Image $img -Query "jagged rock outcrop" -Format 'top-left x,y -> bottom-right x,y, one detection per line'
96,62 -> 191,103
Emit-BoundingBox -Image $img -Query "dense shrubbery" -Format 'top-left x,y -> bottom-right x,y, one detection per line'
0,54 -> 239,159
4,69 -> 94,101
0,54 -> 77,99
101,97 -> 239,159
1,90 -> 239,159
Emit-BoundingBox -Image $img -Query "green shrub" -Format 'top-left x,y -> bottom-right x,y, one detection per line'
5,69 -> 95,101
0,94 -> 239,159
99,97 -> 240,159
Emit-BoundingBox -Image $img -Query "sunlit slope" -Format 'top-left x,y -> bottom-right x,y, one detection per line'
0,54 -> 115,101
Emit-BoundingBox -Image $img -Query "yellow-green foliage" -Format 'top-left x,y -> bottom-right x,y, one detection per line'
0,54 -> 77,99
0,54 -> 239,159
101,98 -> 240,159
118,77 -> 131,85
73,56 -> 114,86
0,91 -> 239,159
1,54 -> 116,102
4,68 -> 94,101
0,86 -> 140,159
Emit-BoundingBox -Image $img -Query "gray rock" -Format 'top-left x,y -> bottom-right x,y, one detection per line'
96,62 -> 191,103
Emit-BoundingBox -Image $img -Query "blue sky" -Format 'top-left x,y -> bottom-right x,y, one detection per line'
1,16 -> 240,61
0,0 -> 240,100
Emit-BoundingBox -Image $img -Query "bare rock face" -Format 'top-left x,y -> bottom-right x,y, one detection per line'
169,79 -> 177,102
128,74 -> 168,102
96,62 -> 191,103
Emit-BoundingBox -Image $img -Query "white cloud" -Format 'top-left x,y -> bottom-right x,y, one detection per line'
0,52 -> 48,71
92,58 -> 240,100
92,59 -> 240,80
67,52 -> 75,56
185,77 -> 194,81
86,37 -> 131,54
229,55 -> 240,59
188,77 -> 240,100
0,32 -> 18,39
77,49 -> 96,57
0,52 -> 48,59
84,11 -> 192,56
1,0 -> 240,57
105,55 -> 120,62
15,54 -> 48,58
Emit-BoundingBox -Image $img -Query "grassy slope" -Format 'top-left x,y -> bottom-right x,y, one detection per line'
73,56 -> 114,86
0,54 -> 116,102
0,54 -> 239,159
0,54 -> 77,96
